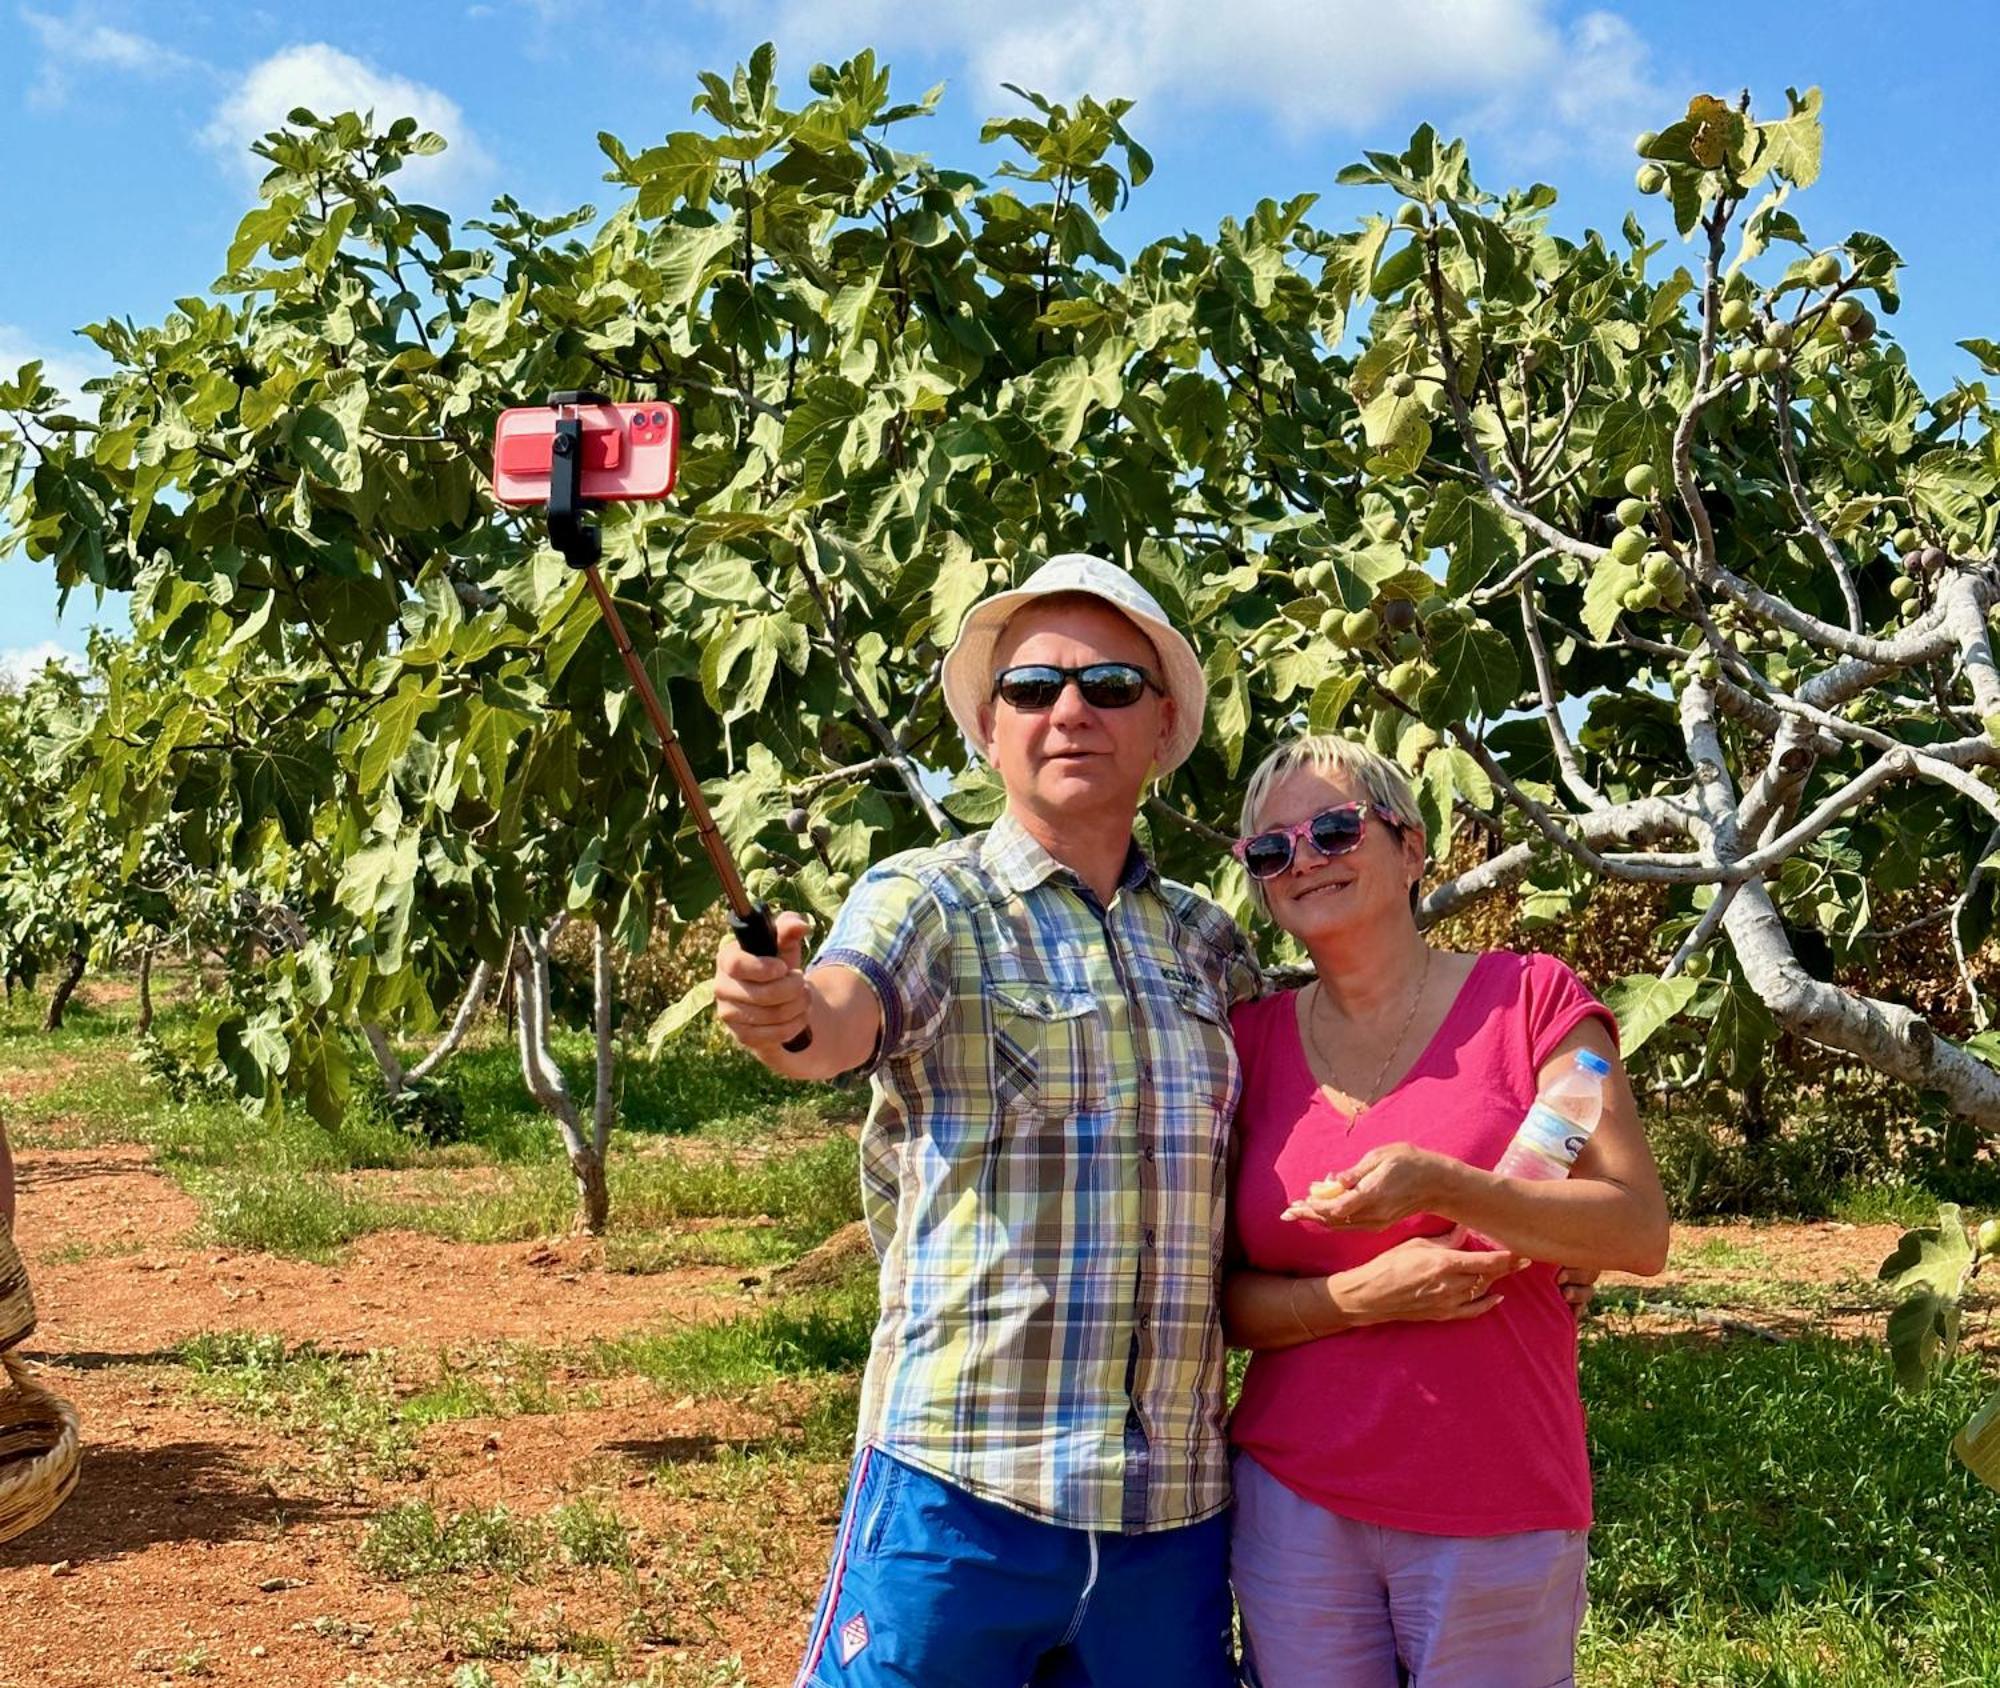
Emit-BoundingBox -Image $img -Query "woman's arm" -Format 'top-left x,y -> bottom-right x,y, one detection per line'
1298,1019 -> 1671,1276
1223,1231 -> 1523,1351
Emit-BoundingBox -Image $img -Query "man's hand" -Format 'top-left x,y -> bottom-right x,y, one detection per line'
714,911 -> 815,1060
1556,1265 -> 1600,1317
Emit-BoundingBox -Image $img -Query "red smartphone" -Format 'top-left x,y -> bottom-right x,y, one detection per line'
491,400 -> 679,506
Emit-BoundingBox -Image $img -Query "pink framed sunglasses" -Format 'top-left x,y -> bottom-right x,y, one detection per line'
1231,801 -> 1401,881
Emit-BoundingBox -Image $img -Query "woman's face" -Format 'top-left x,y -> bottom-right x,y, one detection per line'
1250,765 -> 1425,945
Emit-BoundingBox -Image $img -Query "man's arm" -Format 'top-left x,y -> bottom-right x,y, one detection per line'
0,1117 -> 14,1230
714,909 -> 884,1081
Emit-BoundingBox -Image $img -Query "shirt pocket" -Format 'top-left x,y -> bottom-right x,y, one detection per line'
1170,975 -> 1242,1125
989,980 -> 1105,1120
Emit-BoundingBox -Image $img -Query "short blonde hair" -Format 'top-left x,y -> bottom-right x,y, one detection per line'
1237,733 -> 1426,917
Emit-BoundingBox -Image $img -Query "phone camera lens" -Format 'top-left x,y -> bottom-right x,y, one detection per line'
651,411 -> 665,426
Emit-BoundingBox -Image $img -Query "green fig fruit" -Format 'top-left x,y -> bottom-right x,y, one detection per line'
1388,371 -> 1419,398
1394,202 -> 1426,229
1610,527 -> 1649,565
1626,582 -> 1662,612
1683,952 -> 1711,979
1616,497 -> 1649,529
1697,655 -> 1721,682
1344,608 -> 1381,644
1753,346 -> 1783,375
1635,164 -> 1667,195
1979,1218 -> 2000,1258
1320,607 -> 1348,639
1624,464 -> 1660,498
1764,320 -> 1794,350
1634,130 -> 1659,155
1893,527 -> 1921,554
1393,631 -> 1424,661
1806,252 -> 1843,289
1830,298 -> 1864,327
1719,297 -> 1754,333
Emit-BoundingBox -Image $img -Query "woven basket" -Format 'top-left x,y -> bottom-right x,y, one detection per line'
0,1353 -> 81,1545
0,1223 -> 33,1354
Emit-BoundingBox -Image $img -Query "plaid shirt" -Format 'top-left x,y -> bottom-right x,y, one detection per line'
814,811 -> 1259,1534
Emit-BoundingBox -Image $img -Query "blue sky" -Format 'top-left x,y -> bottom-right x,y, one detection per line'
3,0 -> 1997,677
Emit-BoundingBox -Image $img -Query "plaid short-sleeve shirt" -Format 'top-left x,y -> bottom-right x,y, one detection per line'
814,810 -> 1260,1535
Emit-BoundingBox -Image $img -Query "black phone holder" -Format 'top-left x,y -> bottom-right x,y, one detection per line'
546,389 -> 608,571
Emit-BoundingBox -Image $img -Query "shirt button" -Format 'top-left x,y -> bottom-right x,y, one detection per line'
1143,1146 -> 1156,1163
1145,1229 -> 1156,1247
1138,1314 -> 1151,1331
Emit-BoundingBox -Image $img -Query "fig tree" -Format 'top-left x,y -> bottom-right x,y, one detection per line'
1624,464 -> 1660,498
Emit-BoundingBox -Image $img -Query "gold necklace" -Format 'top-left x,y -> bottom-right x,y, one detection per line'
1307,948 -> 1434,1129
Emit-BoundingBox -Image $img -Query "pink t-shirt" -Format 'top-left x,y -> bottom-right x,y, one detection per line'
1228,950 -> 1617,1537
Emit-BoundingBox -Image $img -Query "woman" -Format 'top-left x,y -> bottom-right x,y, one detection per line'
1222,733 -> 1669,1688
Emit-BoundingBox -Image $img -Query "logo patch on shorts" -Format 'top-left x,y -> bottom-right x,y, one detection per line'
839,1611 -> 870,1665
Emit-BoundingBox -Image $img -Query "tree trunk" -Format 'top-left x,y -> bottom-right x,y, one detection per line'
43,949 -> 85,1032
404,958 -> 494,1088
509,918 -> 609,1235
362,1023 -> 406,1099
135,945 -> 155,1037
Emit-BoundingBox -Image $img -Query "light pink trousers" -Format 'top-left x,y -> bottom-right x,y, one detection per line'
1229,1454 -> 1588,1688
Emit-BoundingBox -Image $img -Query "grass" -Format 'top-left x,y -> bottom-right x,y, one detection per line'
1579,1333 -> 2000,1685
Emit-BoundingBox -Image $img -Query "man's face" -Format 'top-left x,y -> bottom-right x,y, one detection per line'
976,599 -> 1177,831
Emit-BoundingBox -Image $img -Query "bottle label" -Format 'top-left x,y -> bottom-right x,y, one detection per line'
1514,1101 -> 1590,1169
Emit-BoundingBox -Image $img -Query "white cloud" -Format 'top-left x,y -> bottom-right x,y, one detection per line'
19,5 -> 204,108
0,642 -> 87,691
703,0 -> 1663,163
201,43 -> 496,193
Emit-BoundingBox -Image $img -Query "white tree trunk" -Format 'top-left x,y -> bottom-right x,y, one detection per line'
509,919 -> 608,1233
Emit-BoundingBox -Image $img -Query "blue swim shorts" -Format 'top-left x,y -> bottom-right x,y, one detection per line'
795,1444 -> 1235,1688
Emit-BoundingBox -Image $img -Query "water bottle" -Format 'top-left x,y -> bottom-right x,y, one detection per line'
1462,1050 -> 1612,1254
1494,1049 -> 1612,1181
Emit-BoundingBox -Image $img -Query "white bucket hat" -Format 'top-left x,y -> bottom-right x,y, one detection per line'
942,553 -> 1207,772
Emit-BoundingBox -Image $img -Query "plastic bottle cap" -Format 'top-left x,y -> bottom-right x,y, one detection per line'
1575,1050 -> 1613,1077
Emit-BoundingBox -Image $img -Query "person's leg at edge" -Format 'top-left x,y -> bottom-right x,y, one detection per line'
796,1447 -> 1085,1688
1225,1453 -> 1402,1688
1383,1522 -> 1589,1688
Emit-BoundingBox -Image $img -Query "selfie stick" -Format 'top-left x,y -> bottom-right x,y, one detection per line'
544,390 -> 811,1051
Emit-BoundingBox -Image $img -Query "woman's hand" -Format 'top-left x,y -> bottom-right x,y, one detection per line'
1283,1142 -> 1473,1230
1337,1229 -> 1525,1325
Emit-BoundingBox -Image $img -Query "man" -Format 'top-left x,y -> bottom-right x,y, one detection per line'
714,554 -> 1253,1688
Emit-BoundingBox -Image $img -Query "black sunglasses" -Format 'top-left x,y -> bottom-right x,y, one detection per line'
1232,802 -> 1400,881
991,662 -> 1165,712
